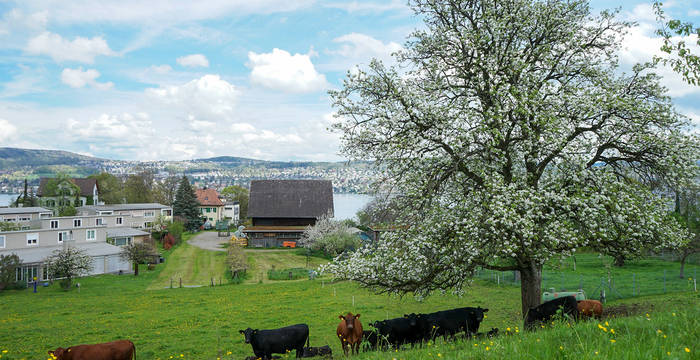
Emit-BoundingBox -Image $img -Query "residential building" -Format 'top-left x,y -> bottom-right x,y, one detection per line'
76,203 -> 173,230
243,180 -> 333,247
0,207 -> 53,229
223,201 -> 240,224
195,188 -> 224,225
37,178 -> 100,213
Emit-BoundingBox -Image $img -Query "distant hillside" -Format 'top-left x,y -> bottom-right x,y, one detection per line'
0,147 -> 105,168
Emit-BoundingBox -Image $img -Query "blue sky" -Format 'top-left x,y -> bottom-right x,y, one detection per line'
0,0 -> 699,161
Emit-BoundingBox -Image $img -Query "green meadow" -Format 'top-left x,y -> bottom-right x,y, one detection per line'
1,234 -> 698,359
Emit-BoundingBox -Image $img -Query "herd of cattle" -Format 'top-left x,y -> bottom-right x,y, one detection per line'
46,296 -> 604,360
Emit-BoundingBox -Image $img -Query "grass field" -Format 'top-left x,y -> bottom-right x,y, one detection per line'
1,236 -> 698,360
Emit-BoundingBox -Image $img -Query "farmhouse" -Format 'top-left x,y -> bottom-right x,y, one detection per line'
244,180 -> 333,247
195,188 -> 224,225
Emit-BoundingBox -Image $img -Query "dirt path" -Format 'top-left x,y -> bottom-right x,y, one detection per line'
188,231 -> 228,252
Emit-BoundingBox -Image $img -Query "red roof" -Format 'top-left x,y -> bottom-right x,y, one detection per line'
195,188 -> 224,206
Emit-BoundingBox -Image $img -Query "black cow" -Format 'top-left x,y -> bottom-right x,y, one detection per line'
417,307 -> 489,341
301,345 -> 332,358
525,296 -> 579,330
370,317 -> 421,349
239,324 -> 309,359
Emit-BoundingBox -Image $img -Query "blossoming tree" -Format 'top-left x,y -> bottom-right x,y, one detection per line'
326,0 -> 699,318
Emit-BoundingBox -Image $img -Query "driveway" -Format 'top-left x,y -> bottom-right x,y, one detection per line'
188,231 -> 228,252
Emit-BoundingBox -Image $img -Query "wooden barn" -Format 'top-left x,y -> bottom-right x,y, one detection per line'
243,180 -> 334,247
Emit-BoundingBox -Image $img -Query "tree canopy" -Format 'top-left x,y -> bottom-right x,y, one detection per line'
220,185 -> 249,220
88,172 -> 123,204
173,176 -> 203,231
325,0 -> 699,318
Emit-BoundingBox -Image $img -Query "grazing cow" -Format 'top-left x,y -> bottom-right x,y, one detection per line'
301,345 -> 332,358
418,307 -> 489,341
48,340 -> 135,360
525,296 -> 579,329
371,317 -> 420,349
577,300 -> 603,319
239,324 -> 309,359
362,330 -> 378,351
337,313 -> 363,355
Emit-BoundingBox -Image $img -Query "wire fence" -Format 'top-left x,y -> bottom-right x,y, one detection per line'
475,266 -> 698,302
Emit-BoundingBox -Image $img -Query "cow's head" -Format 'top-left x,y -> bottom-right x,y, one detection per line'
475,307 -> 489,322
238,328 -> 258,344
48,347 -> 67,359
403,313 -> 420,327
339,312 -> 360,330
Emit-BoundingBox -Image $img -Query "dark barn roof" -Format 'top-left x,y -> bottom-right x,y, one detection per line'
37,177 -> 98,197
248,180 -> 334,219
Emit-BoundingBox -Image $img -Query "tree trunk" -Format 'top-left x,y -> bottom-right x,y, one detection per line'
519,262 -> 542,320
134,262 -> 139,276
613,255 -> 625,267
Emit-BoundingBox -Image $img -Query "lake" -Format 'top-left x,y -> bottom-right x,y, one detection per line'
0,194 -> 19,206
0,192 -> 372,221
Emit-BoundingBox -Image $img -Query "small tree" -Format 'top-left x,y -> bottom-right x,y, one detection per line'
119,242 -> 154,276
166,221 -> 185,244
227,243 -> 248,280
0,254 -> 22,291
220,185 -> 249,220
300,212 -> 362,257
45,247 -> 93,290
0,222 -> 21,232
173,176 -> 204,232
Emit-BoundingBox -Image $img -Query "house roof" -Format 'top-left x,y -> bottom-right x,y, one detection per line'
0,207 -> 52,215
0,242 -> 123,264
37,177 -> 98,197
196,188 -> 224,206
247,180 -> 334,219
106,227 -> 151,238
78,203 -> 171,212
242,225 -> 308,232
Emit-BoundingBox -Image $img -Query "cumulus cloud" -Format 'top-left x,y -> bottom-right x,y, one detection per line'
0,118 -> 18,142
146,74 -> 238,116
332,33 -> 402,61
247,48 -> 327,93
177,54 -> 210,68
0,9 -> 47,36
66,112 -> 153,140
61,67 -> 114,90
25,32 -> 116,63
150,65 -> 173,74
231,122 -> 256,133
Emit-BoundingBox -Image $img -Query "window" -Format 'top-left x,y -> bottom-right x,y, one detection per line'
58,231 -> 68,243
42,266 -> 48,280
26,233 -> 38,246
144,211 -> 155,217
0,235 -> 5,248
95,218 -> 104,226
144,221 -> 153,228
116,217 -> 123,225
19,216 -> 31,221
162,209 -> 172,216
213,207 -> 217,213
73,219 -> 82,227
86,229 -> 96,241
114,237 -> 132,246
4,217 -> 16,222
50,220 -> 59,229
17,266 -> 38,283
206,208 -> 211,213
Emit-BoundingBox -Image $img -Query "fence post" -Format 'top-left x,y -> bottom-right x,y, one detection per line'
497,274 -> 500,286
179,277 -> 182,288
664,270 -> 667,293
170,278 -> 173,289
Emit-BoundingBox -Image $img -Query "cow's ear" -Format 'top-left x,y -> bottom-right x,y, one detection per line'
239,330 -> 245,334
253,329 -> 258,334
339,315 -> 344,319
355,314 -> 360,318
48,351 -> 54,355
483,308 -> 489,313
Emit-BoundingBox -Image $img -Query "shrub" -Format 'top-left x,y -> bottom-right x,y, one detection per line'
162,233 -> 176,250
166,221 -> 185,244
0,254 -> 22,291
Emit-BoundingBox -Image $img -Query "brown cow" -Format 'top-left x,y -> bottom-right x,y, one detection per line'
577,300 -> 603,319
337,312 -> 362,356
48,340 -> 135,360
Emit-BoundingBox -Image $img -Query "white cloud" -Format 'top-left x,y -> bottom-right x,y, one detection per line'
332,33 -> 402,61
61,67 -> 114,90
231,122 -> 256,133
25,32 -> 116,63
0,118 -> 18,142
146,74 -> 238,116
150,65 -> 173,74
247,48 -> 327,93
66,112 -> 153,140
0,9 -> 47,36
177,54 -> 210,68
323,0 -> 408,13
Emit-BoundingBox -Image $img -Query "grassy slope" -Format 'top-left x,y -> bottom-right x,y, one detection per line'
244,249 -> 329,284
147,242 -> 229,290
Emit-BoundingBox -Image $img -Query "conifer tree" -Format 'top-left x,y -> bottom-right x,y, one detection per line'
173,176 -> 203,231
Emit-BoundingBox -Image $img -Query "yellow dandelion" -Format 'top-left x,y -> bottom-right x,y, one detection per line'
474,344 -> 478,347
560,346 -> 564,350
672,313 -> 676,316
595,351 -> 599,355
605,321 -> 609,326
657,329 -> 662,334
611,329 -> 615,334
515,329 -> 519,333
438,353 -> 442,357
667,352 -> 671,355
685,348 -> 690,353
610,339 -> 616,343
486,347 -> 490,351
507,327 -> 511,332
663,335 -> 667,338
